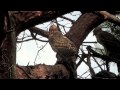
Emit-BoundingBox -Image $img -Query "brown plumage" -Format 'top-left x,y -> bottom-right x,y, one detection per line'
93,27 -> 120,76
48,24 -> 77,79
49,24 -> 77,57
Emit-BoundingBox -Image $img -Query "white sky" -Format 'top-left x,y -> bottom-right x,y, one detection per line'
16,11 -> 118,79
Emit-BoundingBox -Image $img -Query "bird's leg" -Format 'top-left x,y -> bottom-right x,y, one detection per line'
63,57 -> 77,79
56,53 -> 77,79
55,53 -> 64,64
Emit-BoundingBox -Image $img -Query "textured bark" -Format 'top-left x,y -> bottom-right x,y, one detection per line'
7,12 -> 16,79
0,12 -> 16,79
29,27 -> 49,38
92,70 -> 117,79
16,64 -> 70,79
16,12 -> 106,79
0,11 -> 107,79
0,11 -> 6,47
66,12 -> 105,50
12,11 -> 71,36
96,11 -> 120,26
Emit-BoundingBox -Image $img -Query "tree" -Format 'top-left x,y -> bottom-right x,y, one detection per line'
0,11 -> 120,79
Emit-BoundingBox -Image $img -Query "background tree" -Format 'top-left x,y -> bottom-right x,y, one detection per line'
0,11 -> 120,79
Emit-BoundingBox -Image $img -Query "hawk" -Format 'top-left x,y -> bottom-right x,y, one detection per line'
48,24 -> 77,57
48,24 -> 77,79
93,27 -> 120,76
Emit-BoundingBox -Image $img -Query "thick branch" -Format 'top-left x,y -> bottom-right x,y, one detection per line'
16,64 -> 70,79
15,12 -> 110,79
65,12 -> 105,50
0,11 -> 6,47
96,11 -> 120,26
7,11 -> 16,79
29,27 -> 49,38
15,11 -> 72,36
86,46 -> 120,63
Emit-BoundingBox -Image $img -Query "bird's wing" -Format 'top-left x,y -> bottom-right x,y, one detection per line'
98,31 -> 120,53
49,33 -> 77,55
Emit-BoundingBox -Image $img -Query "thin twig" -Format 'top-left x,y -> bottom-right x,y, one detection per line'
17,38 -> 48,43
87,47 -> 104,71
87,52 -> 95,76
34,42 -> 48,65
61,16 -> 75,24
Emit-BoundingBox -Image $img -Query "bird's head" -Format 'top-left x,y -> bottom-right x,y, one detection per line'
49,24 -> 58,34
93,27 -> 102,36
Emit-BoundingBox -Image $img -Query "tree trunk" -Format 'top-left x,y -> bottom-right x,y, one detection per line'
0,12 -> 16,79
0,11 -> 106,79
16,12 -> 105,79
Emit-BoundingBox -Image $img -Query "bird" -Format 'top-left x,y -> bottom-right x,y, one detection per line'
93,27 -> 120,76
48,24 -> 77,57
48,24 -> 77,79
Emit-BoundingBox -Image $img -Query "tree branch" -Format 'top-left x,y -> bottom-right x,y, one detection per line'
65,12 -> 105,50
14,11 -> 72,36
16,64 -> 70,79
60,16 -> 75,24
6,11 -> 16,79
95,11 -> 120,26
86,46 -> 120,63
29,27 -> 49,38
15,11 -> 110,79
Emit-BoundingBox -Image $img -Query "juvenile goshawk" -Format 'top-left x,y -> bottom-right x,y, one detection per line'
93,27 -> 120,76
49,24 -> 77,57
48,24 -> 77,79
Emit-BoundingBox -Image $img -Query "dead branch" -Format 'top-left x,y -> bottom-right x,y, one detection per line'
17,38 -> 48,43
87,46 -> 103,71
87,52 -> 96,76
29,27 -> 49,38
86,46 -> 120,63
80,63 -> 104,78
83,41 -> 97,43
34,43 -> 48,64
15,12 -> 107,79
16,64 -> 70,79
16,65 -> 34,79
14,11 -> 72,36
60,16 -> 75,24
95,11 -> 120,26
76,54 -> 86,68
65,12 -> 105,50
91,56 -> 104,71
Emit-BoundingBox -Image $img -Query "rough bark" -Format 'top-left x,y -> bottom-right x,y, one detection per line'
16,64 -> 70,79
16,12 -> 106,79
0,11 -> 72,79
0,12 -> 16,79
0,11 -> 6,47
66,12 -> 105,50
95,11 -> 120,26
7,12 -> 16,79
0,11 -> 107,79
13,11 -> 71,36
29,27 -> 49,38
